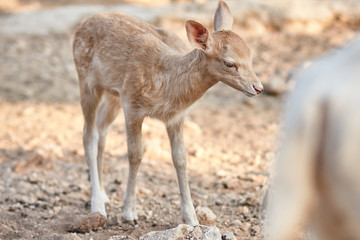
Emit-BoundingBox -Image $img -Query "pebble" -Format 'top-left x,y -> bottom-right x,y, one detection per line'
221,232 -> 237,240
230,219 -> 242,227
222,180 -> 239,190
108,236 -> 136,240
240,206 -> 250,215
243,222 -> 252,231
7,203 -> 23,212
27,173 -> 43,184
139,224 -> 221,240
249,225 -> 261,236
137,187 -> 152,196
196,206 -> 216,226
234,229 -> 247,239
16,194 -> 37,205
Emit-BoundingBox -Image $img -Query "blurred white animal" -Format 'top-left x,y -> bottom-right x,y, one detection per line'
265,36 -> 360,240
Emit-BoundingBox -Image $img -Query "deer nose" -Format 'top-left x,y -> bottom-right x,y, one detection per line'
253,84 -> 263,94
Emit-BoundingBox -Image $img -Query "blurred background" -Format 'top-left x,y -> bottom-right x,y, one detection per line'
0,0 -> 359,239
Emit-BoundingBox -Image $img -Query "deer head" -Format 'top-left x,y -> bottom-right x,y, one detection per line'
185,0 -> 263,97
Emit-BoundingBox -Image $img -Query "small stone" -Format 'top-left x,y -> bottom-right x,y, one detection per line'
222,179 -> 239,190
53,206 -> 62,214
139,224 -> 221,240
234,229 -> 247,239
16,194 -> 37,205
222,232 -> 237,240
27,173 -> 43,184
137,187 -> 152,196
151,220 -> 158,227
7,203 -> 23,212
215,199 -> 223,206
114,178 -> 122,185
243,222 -> 252,231
230,219 -> 242,227
192,226 -> 203,238
108,236 -> 136,240
241,206 -> 250,215
196,206 -> 217,226
249,225 -> 261,236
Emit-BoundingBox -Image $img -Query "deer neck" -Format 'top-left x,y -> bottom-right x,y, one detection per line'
160,49 -> 218,108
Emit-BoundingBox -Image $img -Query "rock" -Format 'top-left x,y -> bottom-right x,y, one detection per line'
263,76 -> 289,96
66,212 -> 105,233
215,199 -> 223,206
243,222 -> 252,231
221,232 -> 237,240
240,206 -> 250,215
7,203 -> 23,212
15,194 -> 37,205
230,219 -> 242,228
196,206 -> 217,226
221,179 -> 239,190
249,225 -> 261,236
108,236 -> 136,240
137,187 -> 153,197
234,229 -> 247,239
194,147 -> 205,158
139,224 -> 221,240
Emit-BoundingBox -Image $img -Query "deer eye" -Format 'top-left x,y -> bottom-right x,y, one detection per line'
224,61 -> 235,68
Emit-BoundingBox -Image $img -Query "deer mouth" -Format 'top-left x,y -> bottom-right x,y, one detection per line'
243,90 -> 256,97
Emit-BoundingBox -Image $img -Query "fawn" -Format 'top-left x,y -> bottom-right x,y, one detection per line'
73,0 -> 263,225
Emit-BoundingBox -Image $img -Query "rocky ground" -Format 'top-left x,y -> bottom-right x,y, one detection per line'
0,0 -> 359,239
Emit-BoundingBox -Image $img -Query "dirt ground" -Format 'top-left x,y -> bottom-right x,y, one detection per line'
0,1 -> 359,239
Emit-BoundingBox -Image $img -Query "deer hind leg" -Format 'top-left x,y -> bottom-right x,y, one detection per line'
96,93 -> 122,204
80,82 -> 107,217
166,119 -> 199,225
122,110 -> 144,223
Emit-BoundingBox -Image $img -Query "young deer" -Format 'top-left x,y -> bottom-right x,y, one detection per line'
73,0 -> 263,225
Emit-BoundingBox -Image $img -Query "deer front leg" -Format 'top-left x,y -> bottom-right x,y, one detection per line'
166,119 -> 199,226
122,114 -> 144,223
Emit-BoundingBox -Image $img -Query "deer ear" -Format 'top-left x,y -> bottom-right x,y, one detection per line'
185,20 -> 209,50
214,0 -> 233,31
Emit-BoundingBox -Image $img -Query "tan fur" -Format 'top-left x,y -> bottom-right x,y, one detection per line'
73,1 -> 262,225
266,37 -> 360,240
